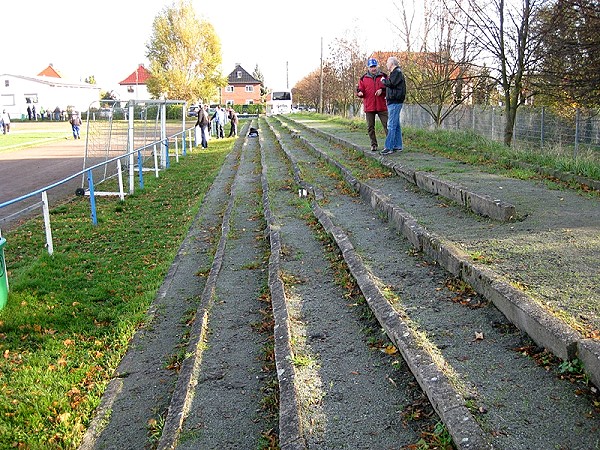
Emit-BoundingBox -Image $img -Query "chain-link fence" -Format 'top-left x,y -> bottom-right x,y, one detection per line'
402,104 -> 600,160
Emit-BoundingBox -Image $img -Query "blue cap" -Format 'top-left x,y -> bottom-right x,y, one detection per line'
368,58 -> 378,67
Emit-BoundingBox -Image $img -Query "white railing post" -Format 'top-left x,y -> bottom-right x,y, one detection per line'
117,159 -> 125,202
41,191 -> 54,255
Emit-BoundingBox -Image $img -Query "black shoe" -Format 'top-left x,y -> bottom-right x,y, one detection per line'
380,148 -> 395,155
371,145 -> 378,152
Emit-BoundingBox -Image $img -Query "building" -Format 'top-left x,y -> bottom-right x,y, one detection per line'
116,64 -> 152,101
221,64 -> 262,106
0,65 -> 101,119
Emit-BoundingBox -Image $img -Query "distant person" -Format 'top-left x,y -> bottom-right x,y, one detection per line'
27,105 -> 32,120
227,107 -> 238,137
380,56 -> 406,155
195,104 -> 210,148
70,111 -> 82,139
32,105 -> 37,121
40,106 -> 45,120
211,105 -> 225,139
1,110 -> 11,134
53,106 -> 61,121
356,58 -> 388,152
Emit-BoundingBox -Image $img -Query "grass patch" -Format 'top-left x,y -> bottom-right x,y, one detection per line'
0,140 -> 232,448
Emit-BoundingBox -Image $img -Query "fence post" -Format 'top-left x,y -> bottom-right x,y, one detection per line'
41,191 -> 54,255
117,160 -> 125,202
137,149 -> 144,190
541,107 -> 545,149
128,101 -> 135,194
575,108 -> 580,158
87,170 -> 98,226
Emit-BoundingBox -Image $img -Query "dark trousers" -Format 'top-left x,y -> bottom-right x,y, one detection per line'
365,110 -> 388,147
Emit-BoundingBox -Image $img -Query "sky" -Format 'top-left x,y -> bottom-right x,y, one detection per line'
0,0 -> 407,93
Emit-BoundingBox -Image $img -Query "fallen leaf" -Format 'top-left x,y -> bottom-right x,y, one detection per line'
474,332 -> 484,341
383,345 -> 398,355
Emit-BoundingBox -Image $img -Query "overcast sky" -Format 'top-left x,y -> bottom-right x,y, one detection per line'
1,0 -> 408,92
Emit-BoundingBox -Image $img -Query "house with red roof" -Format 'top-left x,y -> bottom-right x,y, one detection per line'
117,64 -> 152,101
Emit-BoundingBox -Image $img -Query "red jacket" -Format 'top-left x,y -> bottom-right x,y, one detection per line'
357,71 -> 387,112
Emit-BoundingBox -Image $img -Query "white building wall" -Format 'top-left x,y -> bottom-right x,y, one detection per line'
0,75 -> 101,119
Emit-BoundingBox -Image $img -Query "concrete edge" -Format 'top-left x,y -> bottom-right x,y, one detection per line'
311,202 -> 493,450
259,127 -> 306,449
284,116 -> 517,222
354,180 -> 596,379
157,135 -> 247,450
284,116 -> 597,383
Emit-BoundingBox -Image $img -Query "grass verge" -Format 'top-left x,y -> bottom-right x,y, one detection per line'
0,140 -> 232,449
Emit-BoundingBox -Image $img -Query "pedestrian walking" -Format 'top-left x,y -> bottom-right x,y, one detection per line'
380,56 -> 406,155
70,111 -> 82,139
1,110 -> 11,134
356,58 -> 388,151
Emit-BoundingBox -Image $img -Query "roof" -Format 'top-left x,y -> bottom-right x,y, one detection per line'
37,65 -> 62,78
119,64 -> 152,85
227,64 -> 261,85
0,73 -> 100,89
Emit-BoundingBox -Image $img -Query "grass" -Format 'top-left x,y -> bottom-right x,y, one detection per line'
1,113 -> 597,448
293,112 -> 599,189
0,137 -> 233,448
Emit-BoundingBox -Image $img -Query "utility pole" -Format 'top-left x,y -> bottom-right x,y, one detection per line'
286,61 -> 289,90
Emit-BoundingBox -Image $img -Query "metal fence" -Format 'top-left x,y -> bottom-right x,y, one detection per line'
401,104 -> 600,159
0,99 -> 195,253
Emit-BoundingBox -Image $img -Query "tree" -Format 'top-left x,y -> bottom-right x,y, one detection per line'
252,64 -> 268,99
395,0 -> 482,127
445,0 -> 548,146
293,69 -> 322,110
145,1 -> 225,102
324,36 -> 367,117
534,0 -> 600,107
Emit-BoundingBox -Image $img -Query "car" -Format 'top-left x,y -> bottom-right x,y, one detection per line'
187,105 -> 200,117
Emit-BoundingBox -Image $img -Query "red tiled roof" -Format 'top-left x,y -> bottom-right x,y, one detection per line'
119,64 -> 152,85
38,65 -> 62,78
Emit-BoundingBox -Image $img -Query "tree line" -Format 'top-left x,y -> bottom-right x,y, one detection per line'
292,0 -> 599,146
143,0 -> 598,148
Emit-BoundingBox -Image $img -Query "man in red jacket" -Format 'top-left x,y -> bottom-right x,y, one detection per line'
357,58 -> 388,151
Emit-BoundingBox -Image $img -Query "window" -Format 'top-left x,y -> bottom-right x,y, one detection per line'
226,100 -> 234,106
4,80 -> 9,87
245,100 -> 254,105
245,85 -> 254,92
225,85 -> 234,93
1,94 -> 16,106
237,71 -> 242,79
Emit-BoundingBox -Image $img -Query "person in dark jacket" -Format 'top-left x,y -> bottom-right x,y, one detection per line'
357,58 -> 388,151
195,104 -> 210,148
380,56 -> 406,155
227,107 -> 238,137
